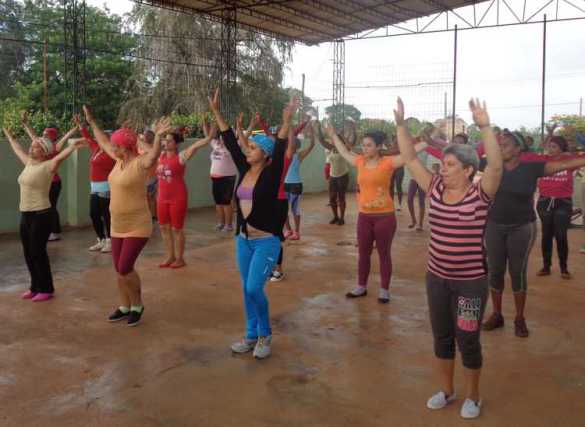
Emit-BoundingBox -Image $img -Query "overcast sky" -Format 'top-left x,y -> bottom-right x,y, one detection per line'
88,0 -> 585,130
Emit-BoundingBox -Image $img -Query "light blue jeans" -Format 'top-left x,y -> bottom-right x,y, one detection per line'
235,234 -> 280,339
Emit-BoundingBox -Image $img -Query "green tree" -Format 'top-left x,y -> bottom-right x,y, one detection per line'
325,104 -> 361,129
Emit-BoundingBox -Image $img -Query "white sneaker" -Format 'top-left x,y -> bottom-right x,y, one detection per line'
427,391 -> 457,410
270,271 -> 284,282
215,223 -> 225,231
378,288 -> 390,303
460,398 -> 482,419
231,338 -> 257,354
48,233 -> 61,241
89,238 -> 104,251
253,336 -> 272,359
101,238 -> 112,253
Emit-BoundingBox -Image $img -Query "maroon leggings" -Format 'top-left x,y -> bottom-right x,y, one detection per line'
357,213 -> 397,289
111,237 -> 149,276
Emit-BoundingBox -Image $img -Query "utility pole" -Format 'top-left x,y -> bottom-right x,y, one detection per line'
43,38 -> 49,113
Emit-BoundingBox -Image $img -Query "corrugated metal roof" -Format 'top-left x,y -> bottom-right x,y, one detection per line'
139,1 -> 488,44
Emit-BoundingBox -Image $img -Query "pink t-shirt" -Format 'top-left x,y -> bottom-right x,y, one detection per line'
210,139 -> 237,177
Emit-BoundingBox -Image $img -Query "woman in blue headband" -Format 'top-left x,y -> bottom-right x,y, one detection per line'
208,88 -> 299,359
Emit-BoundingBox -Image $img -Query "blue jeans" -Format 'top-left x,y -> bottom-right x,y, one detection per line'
235,234 -> 280,339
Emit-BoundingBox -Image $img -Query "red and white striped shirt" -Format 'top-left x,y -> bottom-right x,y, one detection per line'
427,175 -> 491,280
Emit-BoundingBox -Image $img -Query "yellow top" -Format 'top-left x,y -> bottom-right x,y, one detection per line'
17,161 -> 53,212
108,157 -> 152,238
355,155 -> 395,214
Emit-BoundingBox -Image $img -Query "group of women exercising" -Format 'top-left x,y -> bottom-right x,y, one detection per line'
4,88 -> 585,420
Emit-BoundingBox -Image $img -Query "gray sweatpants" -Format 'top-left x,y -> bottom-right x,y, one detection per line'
485,220 -> 537,293
426,272 -> 488,370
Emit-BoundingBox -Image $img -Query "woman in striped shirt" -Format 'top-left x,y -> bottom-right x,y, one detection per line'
395,97 -> 503,420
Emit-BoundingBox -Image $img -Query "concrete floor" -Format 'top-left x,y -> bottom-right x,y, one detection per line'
1,193 -> 584,427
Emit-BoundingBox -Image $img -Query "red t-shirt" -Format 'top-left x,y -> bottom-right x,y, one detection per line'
538,170 -> 574,198
156,153 -> 187,202
81,127 -> 115,182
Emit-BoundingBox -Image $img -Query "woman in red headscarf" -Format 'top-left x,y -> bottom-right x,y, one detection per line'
83,106 -> 169,327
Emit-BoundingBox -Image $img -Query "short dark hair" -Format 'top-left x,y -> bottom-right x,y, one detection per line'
169,131 -> 184,144
363,130 -> 387,146
549,135 -> 568,152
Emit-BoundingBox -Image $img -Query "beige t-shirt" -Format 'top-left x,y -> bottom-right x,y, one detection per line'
108,157 -> 153,238
17,161 -> 53,212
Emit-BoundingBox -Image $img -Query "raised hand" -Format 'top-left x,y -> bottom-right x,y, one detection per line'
154,116 -> 172,136
208,88 -> 220,112
82,105 -> 96,125
236,112 -> 244,131
546,123 -> 558,135
283,97 -> 301,124
324,120 -> 337,138
20,110 -> 29,124
393,97 -> 405,125
72,113 -> 82,128
2,127 -> 14,138
469,98 -> 490,128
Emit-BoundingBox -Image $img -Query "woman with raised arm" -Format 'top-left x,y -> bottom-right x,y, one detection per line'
157,127 -> 214,269
209,88 -> 297,359
21,111 -> 78,241
83,106 -> 166,327
2,127 -> 83,302
482,130 -> 585,338
325,122 -> 427,304
315,120 -> 350,225
395,97 -> 502,420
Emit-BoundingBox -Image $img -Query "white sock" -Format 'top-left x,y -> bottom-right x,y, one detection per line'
350,286 -> 367,296
119,306 -> 130,314
379,288 -> 390,300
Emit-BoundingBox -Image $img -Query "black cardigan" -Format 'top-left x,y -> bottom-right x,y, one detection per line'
221,128 -> 286,239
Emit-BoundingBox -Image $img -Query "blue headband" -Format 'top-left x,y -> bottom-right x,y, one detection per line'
250,134 -> 275,157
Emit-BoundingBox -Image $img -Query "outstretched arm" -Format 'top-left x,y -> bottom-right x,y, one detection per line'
324,122 -> 357,165
469,98 -> 502,198
256,112 -> 273,138
314,121 -> 335,151
83,105 -> 117,160
181,131 -> 214,163
298,125 -> 316,161
544,154 -> 585,176
48,139 -> 84,174
55,125 -> 78,152
394,97 -> 433,192
3,128 -> 30,165
390,142 -> 429,168
236,113 -> 250,152
140,117 -> 169,169
20,111 -> 38,141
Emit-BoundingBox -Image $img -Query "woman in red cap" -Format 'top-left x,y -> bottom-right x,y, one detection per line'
156,127 -> 214,269
83,106 -> 168,327
21,112 -> 78,241
2,126 -> 83,302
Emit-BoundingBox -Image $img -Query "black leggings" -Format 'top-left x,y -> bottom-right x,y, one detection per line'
485,220 -> 537,293
49,180 -> 62,234
390,167 -> 404,206
329,173 -> 349,219
90,193 -> 111,240
537,197 -> 572,270
20,210 -> 54,293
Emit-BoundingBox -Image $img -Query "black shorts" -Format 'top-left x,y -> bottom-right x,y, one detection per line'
212,176 -> 236,205
329,173 -> 349,193
284,183 -> 303,195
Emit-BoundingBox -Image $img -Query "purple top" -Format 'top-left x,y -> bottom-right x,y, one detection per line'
236,185 -> 254,201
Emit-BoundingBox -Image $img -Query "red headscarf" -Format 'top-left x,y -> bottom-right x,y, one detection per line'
44,128 -> 59,142
111,128 -> 138,153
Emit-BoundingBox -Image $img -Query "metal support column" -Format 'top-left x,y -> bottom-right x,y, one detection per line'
220,5 -> 237,122
332,39 -> 345,130
541,14 -> 547,143
63,0 -> 86,116
451,25 -> 458,141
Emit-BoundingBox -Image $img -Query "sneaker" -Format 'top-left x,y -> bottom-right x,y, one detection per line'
48,233 -> 61,242
22,290 -> 37,300
561,269 -> 572,280
482,312 -> 504,331
329,217 -> 339,225
89,238 -> 104,251
223,224 -> 234,233
337,218 -> 345,226
580,245 -> 585,254
270,271 -> 285,282
514,317 -> 529,338
215,223 -> 225,231
108,308 -> 129,322
231,337 -> 258,354
127,308 -> 144,327
427,391 -> 457,410
378,288 -> 390,304
460,398 -> 482,419
253,336 -> 272,359
346,286 -> 367,298
537,267 -> 551,276
100,238 -> 112,253
31,293 -> 53,302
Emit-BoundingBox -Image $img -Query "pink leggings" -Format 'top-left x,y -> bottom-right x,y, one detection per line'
111,237 -> 149,276
357,213 -> 397,289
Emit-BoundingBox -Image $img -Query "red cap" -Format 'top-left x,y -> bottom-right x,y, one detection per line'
111,128 -> 138,152
44,128 -> 59,142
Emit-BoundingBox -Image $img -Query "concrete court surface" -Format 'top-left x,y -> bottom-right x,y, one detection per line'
0,193 -> 584,427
